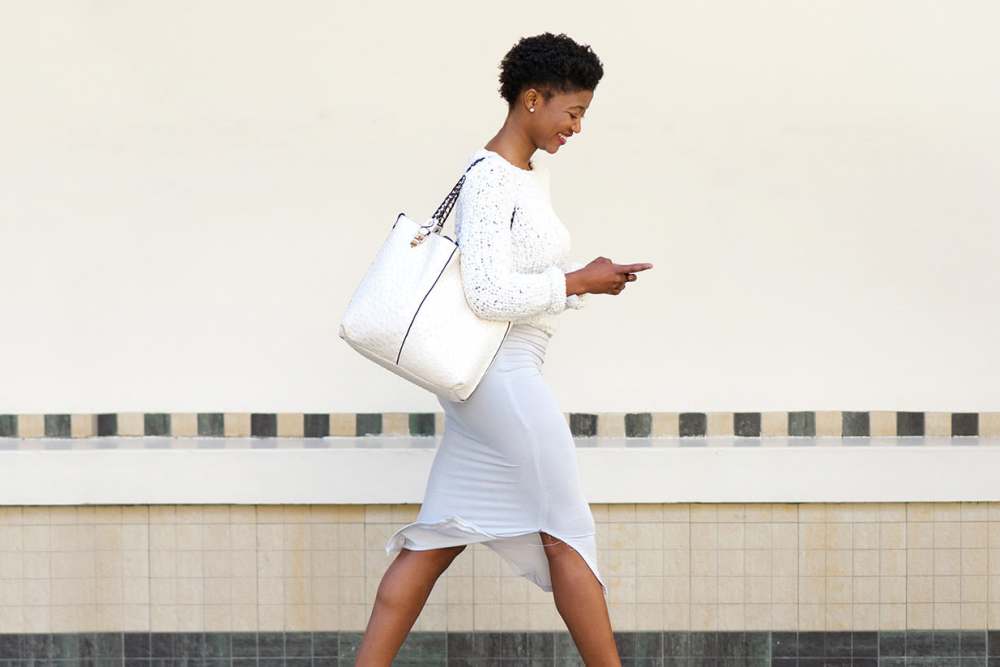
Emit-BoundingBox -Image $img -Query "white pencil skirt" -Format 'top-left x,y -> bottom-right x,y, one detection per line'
385,322 -> 607,598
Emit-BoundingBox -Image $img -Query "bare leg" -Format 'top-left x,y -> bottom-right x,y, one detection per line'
355,544 -> 466,666
541,531 -> 621,667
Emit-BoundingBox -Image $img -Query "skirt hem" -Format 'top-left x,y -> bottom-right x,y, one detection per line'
385,514 -> 608,598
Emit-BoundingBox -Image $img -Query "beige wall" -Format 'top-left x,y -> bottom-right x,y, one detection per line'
0,502 -> 997,633
1,3 -> 997,414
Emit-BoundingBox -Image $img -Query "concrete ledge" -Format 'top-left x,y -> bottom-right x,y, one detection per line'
1,437 -> 998,505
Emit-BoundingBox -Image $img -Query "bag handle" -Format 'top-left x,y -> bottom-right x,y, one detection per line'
411,156 -> 516,246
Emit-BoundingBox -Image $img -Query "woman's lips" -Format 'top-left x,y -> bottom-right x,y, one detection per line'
557,134 -> 567,145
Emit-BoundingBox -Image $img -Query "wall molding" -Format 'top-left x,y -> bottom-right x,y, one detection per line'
1,410 -> 996,439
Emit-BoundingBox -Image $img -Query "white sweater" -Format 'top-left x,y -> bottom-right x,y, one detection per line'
454,148 -> 587,337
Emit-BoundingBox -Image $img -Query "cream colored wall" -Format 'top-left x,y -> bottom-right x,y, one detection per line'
0,502 -> 996,633
1,3 -> 998,414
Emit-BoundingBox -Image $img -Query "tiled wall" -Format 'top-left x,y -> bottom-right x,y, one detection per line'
1,410 -> 997,439
0,502 -> 997,637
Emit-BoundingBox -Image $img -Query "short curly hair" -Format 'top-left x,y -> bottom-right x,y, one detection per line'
498,32 -> 604,109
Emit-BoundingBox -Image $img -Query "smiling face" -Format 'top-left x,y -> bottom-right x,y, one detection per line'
523,87 -> 594,155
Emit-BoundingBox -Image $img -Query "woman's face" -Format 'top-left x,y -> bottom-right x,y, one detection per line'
529,88 -> 593,155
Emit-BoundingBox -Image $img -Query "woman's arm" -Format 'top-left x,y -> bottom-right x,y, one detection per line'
456,163 -> 571,320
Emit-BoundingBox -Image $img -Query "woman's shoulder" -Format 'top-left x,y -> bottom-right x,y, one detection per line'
460,149 -> 527,195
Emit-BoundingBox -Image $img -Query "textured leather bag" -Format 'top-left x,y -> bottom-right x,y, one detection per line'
338,156 -> 512,402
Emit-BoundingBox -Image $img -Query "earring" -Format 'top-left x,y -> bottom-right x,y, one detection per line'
530,108 -> 535,112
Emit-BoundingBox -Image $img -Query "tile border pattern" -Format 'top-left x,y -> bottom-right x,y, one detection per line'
0,411 -> 996,440
0,629 -> 998,665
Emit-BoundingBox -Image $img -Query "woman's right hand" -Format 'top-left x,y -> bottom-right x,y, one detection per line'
571,257 -> 654,296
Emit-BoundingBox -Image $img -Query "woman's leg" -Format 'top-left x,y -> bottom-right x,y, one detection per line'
355,544 -> 466,666
541,531 -> 622,667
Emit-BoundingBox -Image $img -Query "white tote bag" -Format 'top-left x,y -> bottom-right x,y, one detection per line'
338,156 -> 512,402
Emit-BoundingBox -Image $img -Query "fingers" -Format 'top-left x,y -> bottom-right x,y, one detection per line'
615,263 -> 653,273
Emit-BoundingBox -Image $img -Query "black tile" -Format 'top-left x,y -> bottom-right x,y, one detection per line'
355,412 -> 382,436
878,659 -> 905,666
0,414 -> 17,437
935,631 -> 962,657
198,413 -> 225,436
97,413 -> 118,436
990,630 -> 1000,655
879,631 -> 905,656
314,632 -> 339,658
501,632 -> 530,658
23,634 -> 52,659
688,632 -> 718,657
397,631 -> 445,660
679,413 -> 706,437
523,631 -> 554,658
77,633 -> 99,659
202,633 -> 230,659
149,632 -> 173,658
569,413 -> 597,437
498,631 -> 555,659
258,631 -> 283,657
51,633 -> 80,658
842,411 -> 870,437
45,414 -> 71,437
960,631 -> 987,657
788,411 -> 815,437
625,413 -> 653,437
733,413 -> 761,437
745,633 -> 768,658
717,632 -> 747,658
906,630 -> 934,657
410,412 -> 436,436
896,411 -> 925,436
123,633 -> 149,658
636,632 -> 662,658
95,632 -> 123,658
554,631 -> 581,658
252,413 -> 278,437
304,413 -> 331,437
852,631 -> 877,657
614,631 -> 637,658
175,632 -> 204,658
285,632 -> 312,658
446,632 -> 502,658
229,632 -> 259,659
144,413 -> 170,436
0,634 -> 21,659
770,632 -> 796,658
663,631 -> 690,657
337,631 -> 363,660
825,631 -> 851,657
952,413 -> 979,437
797,631 -> 824,658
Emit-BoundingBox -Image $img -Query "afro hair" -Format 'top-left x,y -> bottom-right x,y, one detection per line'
498,32 -> 604,109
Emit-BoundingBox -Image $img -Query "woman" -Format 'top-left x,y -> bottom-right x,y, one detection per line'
357,32 -> 653,665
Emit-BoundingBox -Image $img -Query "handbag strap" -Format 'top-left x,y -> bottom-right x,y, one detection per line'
410,155 -> 517,247
428,156 -> 487,233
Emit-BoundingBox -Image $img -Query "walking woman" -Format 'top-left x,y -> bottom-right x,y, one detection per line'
356,32 -> 653,666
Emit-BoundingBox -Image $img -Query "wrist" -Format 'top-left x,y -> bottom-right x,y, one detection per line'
564,270 -> 589,297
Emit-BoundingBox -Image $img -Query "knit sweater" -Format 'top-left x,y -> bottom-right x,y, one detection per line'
453,148 -> 588,337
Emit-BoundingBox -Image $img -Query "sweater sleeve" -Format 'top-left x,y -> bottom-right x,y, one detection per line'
456,161 -> 569,320
560,257 -> 589,310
